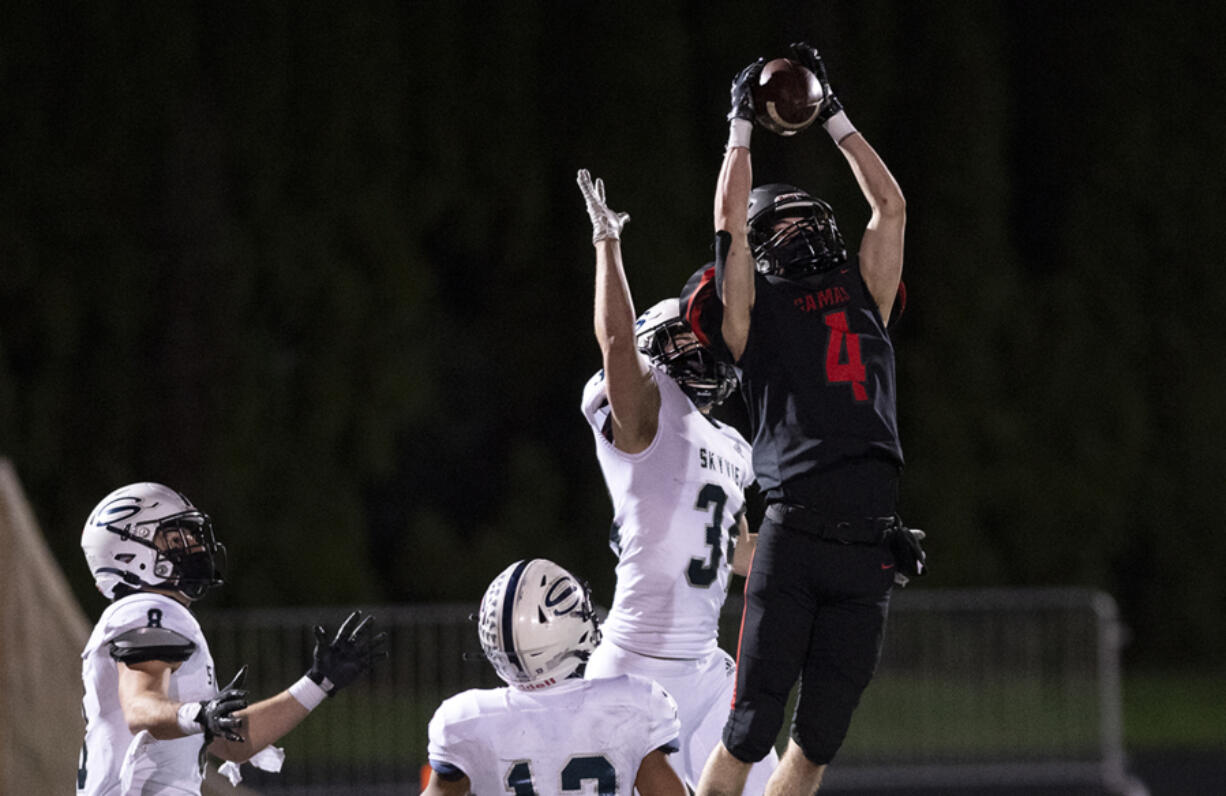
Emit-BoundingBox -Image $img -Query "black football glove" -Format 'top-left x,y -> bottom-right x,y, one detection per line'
789,41 -> 843,123
727,58 -> 765,123
889,524 -> 928,587
196,665 -> 248,742
305,610 -> 388,696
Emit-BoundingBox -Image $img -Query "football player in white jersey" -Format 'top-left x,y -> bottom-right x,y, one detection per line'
77,482 -> 387,795
575,170 -> 779,790
424,558 -> 686,796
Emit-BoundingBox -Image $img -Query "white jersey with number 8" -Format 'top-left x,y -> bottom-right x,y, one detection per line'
78,592 -> 216,795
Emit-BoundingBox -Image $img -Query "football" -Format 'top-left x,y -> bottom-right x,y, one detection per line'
753,58 -> 824,136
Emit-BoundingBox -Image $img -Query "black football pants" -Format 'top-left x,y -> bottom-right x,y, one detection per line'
723,517 -> 896,764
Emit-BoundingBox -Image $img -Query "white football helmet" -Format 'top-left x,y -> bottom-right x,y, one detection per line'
477,559 -> 601,690
81,482 -> 225,601
634,298 -> 738,410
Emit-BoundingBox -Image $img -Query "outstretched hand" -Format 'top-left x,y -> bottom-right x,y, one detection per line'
789,41 -> 843,121
727,58 -> 765,124
198,665 -> 248,742
577,169 -> 630,244
306,610 -> 388,696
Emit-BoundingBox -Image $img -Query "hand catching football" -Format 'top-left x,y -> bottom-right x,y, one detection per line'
753,58 -> 824,136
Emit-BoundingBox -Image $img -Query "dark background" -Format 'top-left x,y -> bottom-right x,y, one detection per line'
3,0 -> 1224,691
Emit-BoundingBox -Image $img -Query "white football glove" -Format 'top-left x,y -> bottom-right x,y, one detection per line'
577,169 -> 630,244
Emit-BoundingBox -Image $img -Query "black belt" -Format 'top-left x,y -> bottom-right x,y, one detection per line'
764,503 -> 898,545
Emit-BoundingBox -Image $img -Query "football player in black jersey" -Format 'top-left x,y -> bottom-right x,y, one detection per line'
689,42 -> 926,795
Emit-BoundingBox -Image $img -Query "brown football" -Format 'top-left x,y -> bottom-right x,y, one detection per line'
753,58 -> 824,136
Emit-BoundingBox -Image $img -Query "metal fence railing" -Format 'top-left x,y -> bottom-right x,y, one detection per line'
199,603 -> 493,795
197,588 -> 1146,795
814,588 -> 1147,795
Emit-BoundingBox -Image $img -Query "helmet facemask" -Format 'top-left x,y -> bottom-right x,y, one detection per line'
636,300 -> 738,410
748,189 -> 848,279
148,513 -> 226,600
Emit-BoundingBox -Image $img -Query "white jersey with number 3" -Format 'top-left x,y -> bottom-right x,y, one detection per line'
581,367 -> 753,659
79,593 -> 217,795
427,675 -> 680,795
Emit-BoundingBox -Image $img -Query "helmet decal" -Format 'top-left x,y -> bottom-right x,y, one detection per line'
500,560 -> 530,677
478,559 -> 602,690
544,578 -> 580,614
92,496 -> 145,529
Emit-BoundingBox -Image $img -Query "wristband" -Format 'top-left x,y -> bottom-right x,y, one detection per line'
822,110 -> 857,144
288,675 -> 328,711
176,702 -> 204,736
726,118 -> 752,151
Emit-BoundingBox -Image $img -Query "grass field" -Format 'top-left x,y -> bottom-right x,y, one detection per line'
1122,668 -> 1226,750
262,669 -> 1226,768
200,604 -> 1224,788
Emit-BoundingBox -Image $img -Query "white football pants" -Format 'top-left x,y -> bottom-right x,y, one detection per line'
586,639 -> 779,793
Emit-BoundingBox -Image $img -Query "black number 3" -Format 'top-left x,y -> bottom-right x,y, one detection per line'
687,483 -> 727,588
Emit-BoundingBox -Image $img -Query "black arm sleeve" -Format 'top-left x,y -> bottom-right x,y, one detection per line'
713,229 -> 732,301
109,626 -> 196,664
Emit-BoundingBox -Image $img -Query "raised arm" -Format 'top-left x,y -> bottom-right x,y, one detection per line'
716,60 -> 763,363
792,42 -> 906,324
578,169 -> 660,453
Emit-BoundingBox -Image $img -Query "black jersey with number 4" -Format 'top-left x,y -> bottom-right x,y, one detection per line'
687,260 -> 903,504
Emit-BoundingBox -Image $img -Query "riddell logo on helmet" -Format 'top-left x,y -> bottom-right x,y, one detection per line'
521,677 -> 557,691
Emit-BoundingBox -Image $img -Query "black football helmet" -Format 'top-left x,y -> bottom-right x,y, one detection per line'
635,298 -> 737,410
747,183 -> 847,279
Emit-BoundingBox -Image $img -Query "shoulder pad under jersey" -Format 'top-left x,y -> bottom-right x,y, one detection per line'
109,626 -> 197,664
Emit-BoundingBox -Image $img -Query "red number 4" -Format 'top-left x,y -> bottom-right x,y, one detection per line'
824,310 -> 868,401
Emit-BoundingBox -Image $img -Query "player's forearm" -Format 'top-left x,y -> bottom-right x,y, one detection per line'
837,132 -> 905,222
210,690 -> 310,762
838,132 -> 905,314
731,535 -> 757,577
729,512 -> 756,575
120,693 -> 191,739
117,662 -> 193,739
593,239 -> 637,355
594,237 -> 657,445
714,135 -> 752,235
715,145 -> 754,359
